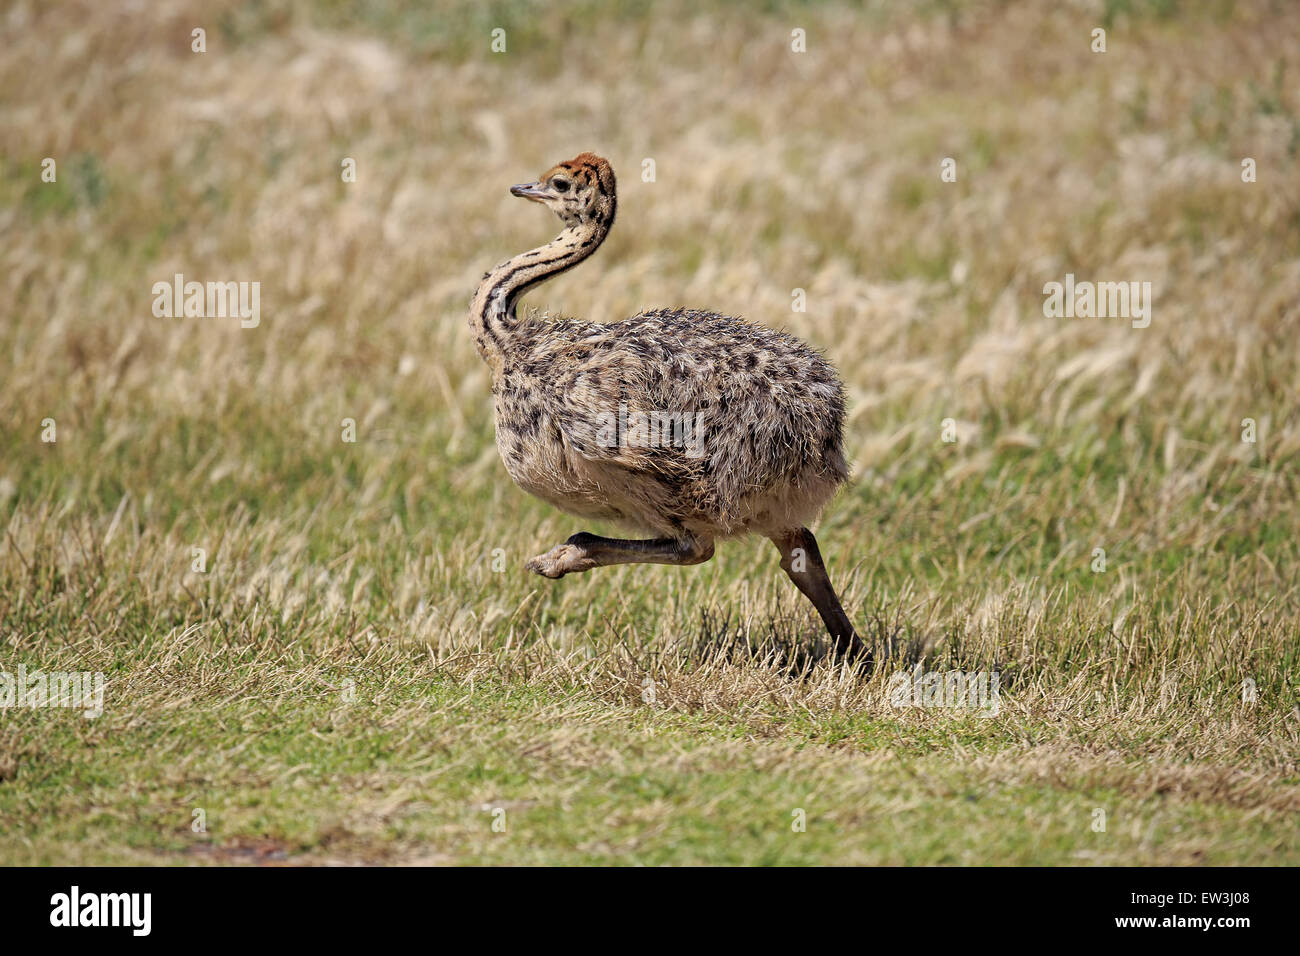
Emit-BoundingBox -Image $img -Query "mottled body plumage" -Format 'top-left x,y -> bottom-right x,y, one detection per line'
492,308 -> 848,539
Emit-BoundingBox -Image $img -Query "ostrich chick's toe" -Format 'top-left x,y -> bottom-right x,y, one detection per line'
526,543 -> 595,579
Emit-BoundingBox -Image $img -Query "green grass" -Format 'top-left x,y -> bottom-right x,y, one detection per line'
5,659 -> 1295,866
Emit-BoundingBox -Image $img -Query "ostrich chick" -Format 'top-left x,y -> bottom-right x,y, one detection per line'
470,152 -> 869,663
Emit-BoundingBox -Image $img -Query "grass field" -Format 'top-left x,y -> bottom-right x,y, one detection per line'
2,0 -> 1299,865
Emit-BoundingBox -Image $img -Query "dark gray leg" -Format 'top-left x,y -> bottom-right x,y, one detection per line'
770,527 -> 871,665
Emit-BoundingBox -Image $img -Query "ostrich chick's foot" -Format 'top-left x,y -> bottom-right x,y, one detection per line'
526,542 -> 597,579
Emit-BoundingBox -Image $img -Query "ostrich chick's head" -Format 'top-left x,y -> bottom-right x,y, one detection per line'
511,152 -> 616,228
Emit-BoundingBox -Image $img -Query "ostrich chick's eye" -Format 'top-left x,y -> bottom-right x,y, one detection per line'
552,179 -> 570,193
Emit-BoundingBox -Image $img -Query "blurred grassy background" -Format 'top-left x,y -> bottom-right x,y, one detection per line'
1,0 -> 1298,864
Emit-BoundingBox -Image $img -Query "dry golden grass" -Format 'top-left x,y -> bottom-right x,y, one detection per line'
1,0 -> 1298,864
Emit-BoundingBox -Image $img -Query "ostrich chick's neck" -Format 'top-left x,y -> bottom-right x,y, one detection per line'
470,217 -> 609,375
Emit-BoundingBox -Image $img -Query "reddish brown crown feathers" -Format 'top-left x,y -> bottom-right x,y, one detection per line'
549,152 -> 615,195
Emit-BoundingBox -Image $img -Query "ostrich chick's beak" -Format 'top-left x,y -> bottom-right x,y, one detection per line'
510,182 -> 550,202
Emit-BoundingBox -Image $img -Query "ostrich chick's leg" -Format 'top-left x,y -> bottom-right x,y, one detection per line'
527,532 -> 714,578
770,527 -> 872,666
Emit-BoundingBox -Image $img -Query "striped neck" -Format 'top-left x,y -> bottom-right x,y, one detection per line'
470,213 -> 612,370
